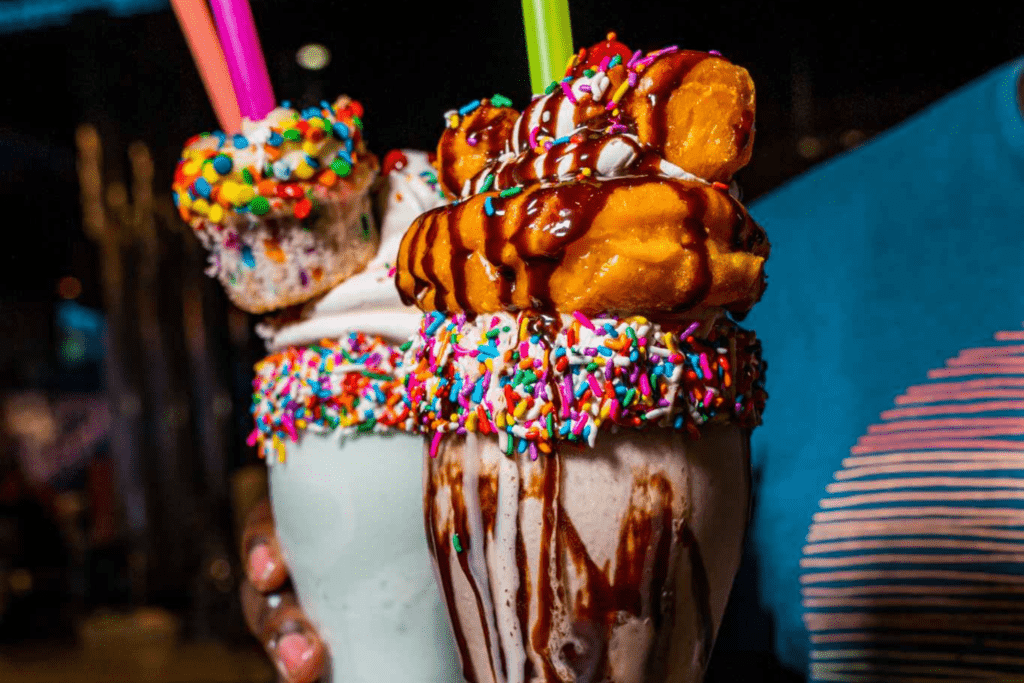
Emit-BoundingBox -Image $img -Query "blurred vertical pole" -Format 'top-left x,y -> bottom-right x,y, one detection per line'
791,47 -> 814,135
176,224 -> 231,521
129,141 -> 201,604
172,206 -> 239,637
76,125 -> 149,603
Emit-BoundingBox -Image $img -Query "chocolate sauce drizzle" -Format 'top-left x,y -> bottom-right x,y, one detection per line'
469,132 -> 668,195
679,521 -> 715,672
639,51 -> 713,150
426,440 -> 718,683
423,445 -> 478,682
400,176 -> 725,317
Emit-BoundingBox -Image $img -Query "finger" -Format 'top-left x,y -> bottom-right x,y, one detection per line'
241,497 -> 289,591
240,581 -> 327,683
273,629 -> 326,683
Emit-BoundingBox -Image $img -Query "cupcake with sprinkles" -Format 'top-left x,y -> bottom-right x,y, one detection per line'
397,35 -> 769,683
173,96 -> 379,313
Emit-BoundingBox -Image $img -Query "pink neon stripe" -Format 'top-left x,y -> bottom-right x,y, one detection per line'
805,668 -> 947,683
949,355 -> 1024,368
805,611 -> 1024,633
819,489 -> 1024,508
808,521 -> 1024,543
958,344 -> 1024,358
946,356 -> 1024,369
804,537 -> 1024,555
806,610 -> 1024,626
860,426 -> 1024,444
897,390 -> 1024,405
850,438 -> 1024,455
843,451 -> 1024,467
810,662 -> 1013,678
813,647 -> 1024,669
827,476 -> 1024,494
814,505 -> 1024,521
800,568 -> 1024,584
800,552 -> 1024,568
835,460 -> 1024,481
884,400 -> 1024,417
810,650 -> 1024,672
929,365 -> 1024,378
805,595 -> 1024,610
868,416 -> 1024,433
811,667 -> 1024,683
996,331 -> 1024,341
803,583 -> 1024,597
907,377 -> 1024,394
813,647 -> 1024,665
811,632 -> 975,646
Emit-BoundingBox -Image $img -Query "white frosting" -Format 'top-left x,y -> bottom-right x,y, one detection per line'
261,150 -> 446,350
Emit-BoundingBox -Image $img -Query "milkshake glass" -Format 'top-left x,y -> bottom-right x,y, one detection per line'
269,430 -> 459,681
252,150 -> 458,681
395,37 -> 769,682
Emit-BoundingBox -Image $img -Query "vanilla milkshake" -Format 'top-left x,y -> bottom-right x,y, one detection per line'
251,151 -> 459,682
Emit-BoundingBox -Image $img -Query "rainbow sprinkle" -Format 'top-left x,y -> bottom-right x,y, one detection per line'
173,97 -> 368,228
551,41 -> 684,135
249,332 -> 411,462
402,311 -> 766,456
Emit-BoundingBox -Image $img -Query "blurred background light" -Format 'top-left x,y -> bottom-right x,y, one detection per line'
797,135 -> 823,160
0,0 -> 167,35
57,276 -> 82,300
296,43 -> 330,71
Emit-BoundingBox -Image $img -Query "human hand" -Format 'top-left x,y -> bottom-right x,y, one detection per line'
240,498 -> 328,683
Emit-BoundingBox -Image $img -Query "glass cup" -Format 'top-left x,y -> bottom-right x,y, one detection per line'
270,430 -> 460,682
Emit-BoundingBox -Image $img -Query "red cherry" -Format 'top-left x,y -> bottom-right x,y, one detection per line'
382,149 -> 409,175
573,32 -> 632,77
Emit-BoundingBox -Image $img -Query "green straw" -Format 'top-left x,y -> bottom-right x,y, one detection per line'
521,0 -> 574,95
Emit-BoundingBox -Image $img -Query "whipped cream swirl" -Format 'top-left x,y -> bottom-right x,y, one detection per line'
260,150 -> 446,350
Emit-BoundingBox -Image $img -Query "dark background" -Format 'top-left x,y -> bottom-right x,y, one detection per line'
0,0 -> 1020,680
4,0 -> 1024,315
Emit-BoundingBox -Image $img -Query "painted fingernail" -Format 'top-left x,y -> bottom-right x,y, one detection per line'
277,632 -> 315,678
248,543 -> 277,584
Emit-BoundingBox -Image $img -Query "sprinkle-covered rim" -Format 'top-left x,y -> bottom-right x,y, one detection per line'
404,310 -> 766,459
249,332 -> 410,462
249,311 -> 766,461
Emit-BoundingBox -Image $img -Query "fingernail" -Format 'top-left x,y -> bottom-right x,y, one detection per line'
248,543 -> 277,584
277,632 -> 315,677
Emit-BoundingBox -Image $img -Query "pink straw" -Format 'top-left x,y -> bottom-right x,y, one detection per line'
209,0 -> 276,120
169,0 -> 242,133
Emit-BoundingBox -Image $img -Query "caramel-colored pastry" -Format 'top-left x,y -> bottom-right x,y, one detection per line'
436,47 -> 754,195
397,39 -> 767,321
398,177 -> 766,318
624,51 -> 755,183
436,99 -> 518,198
